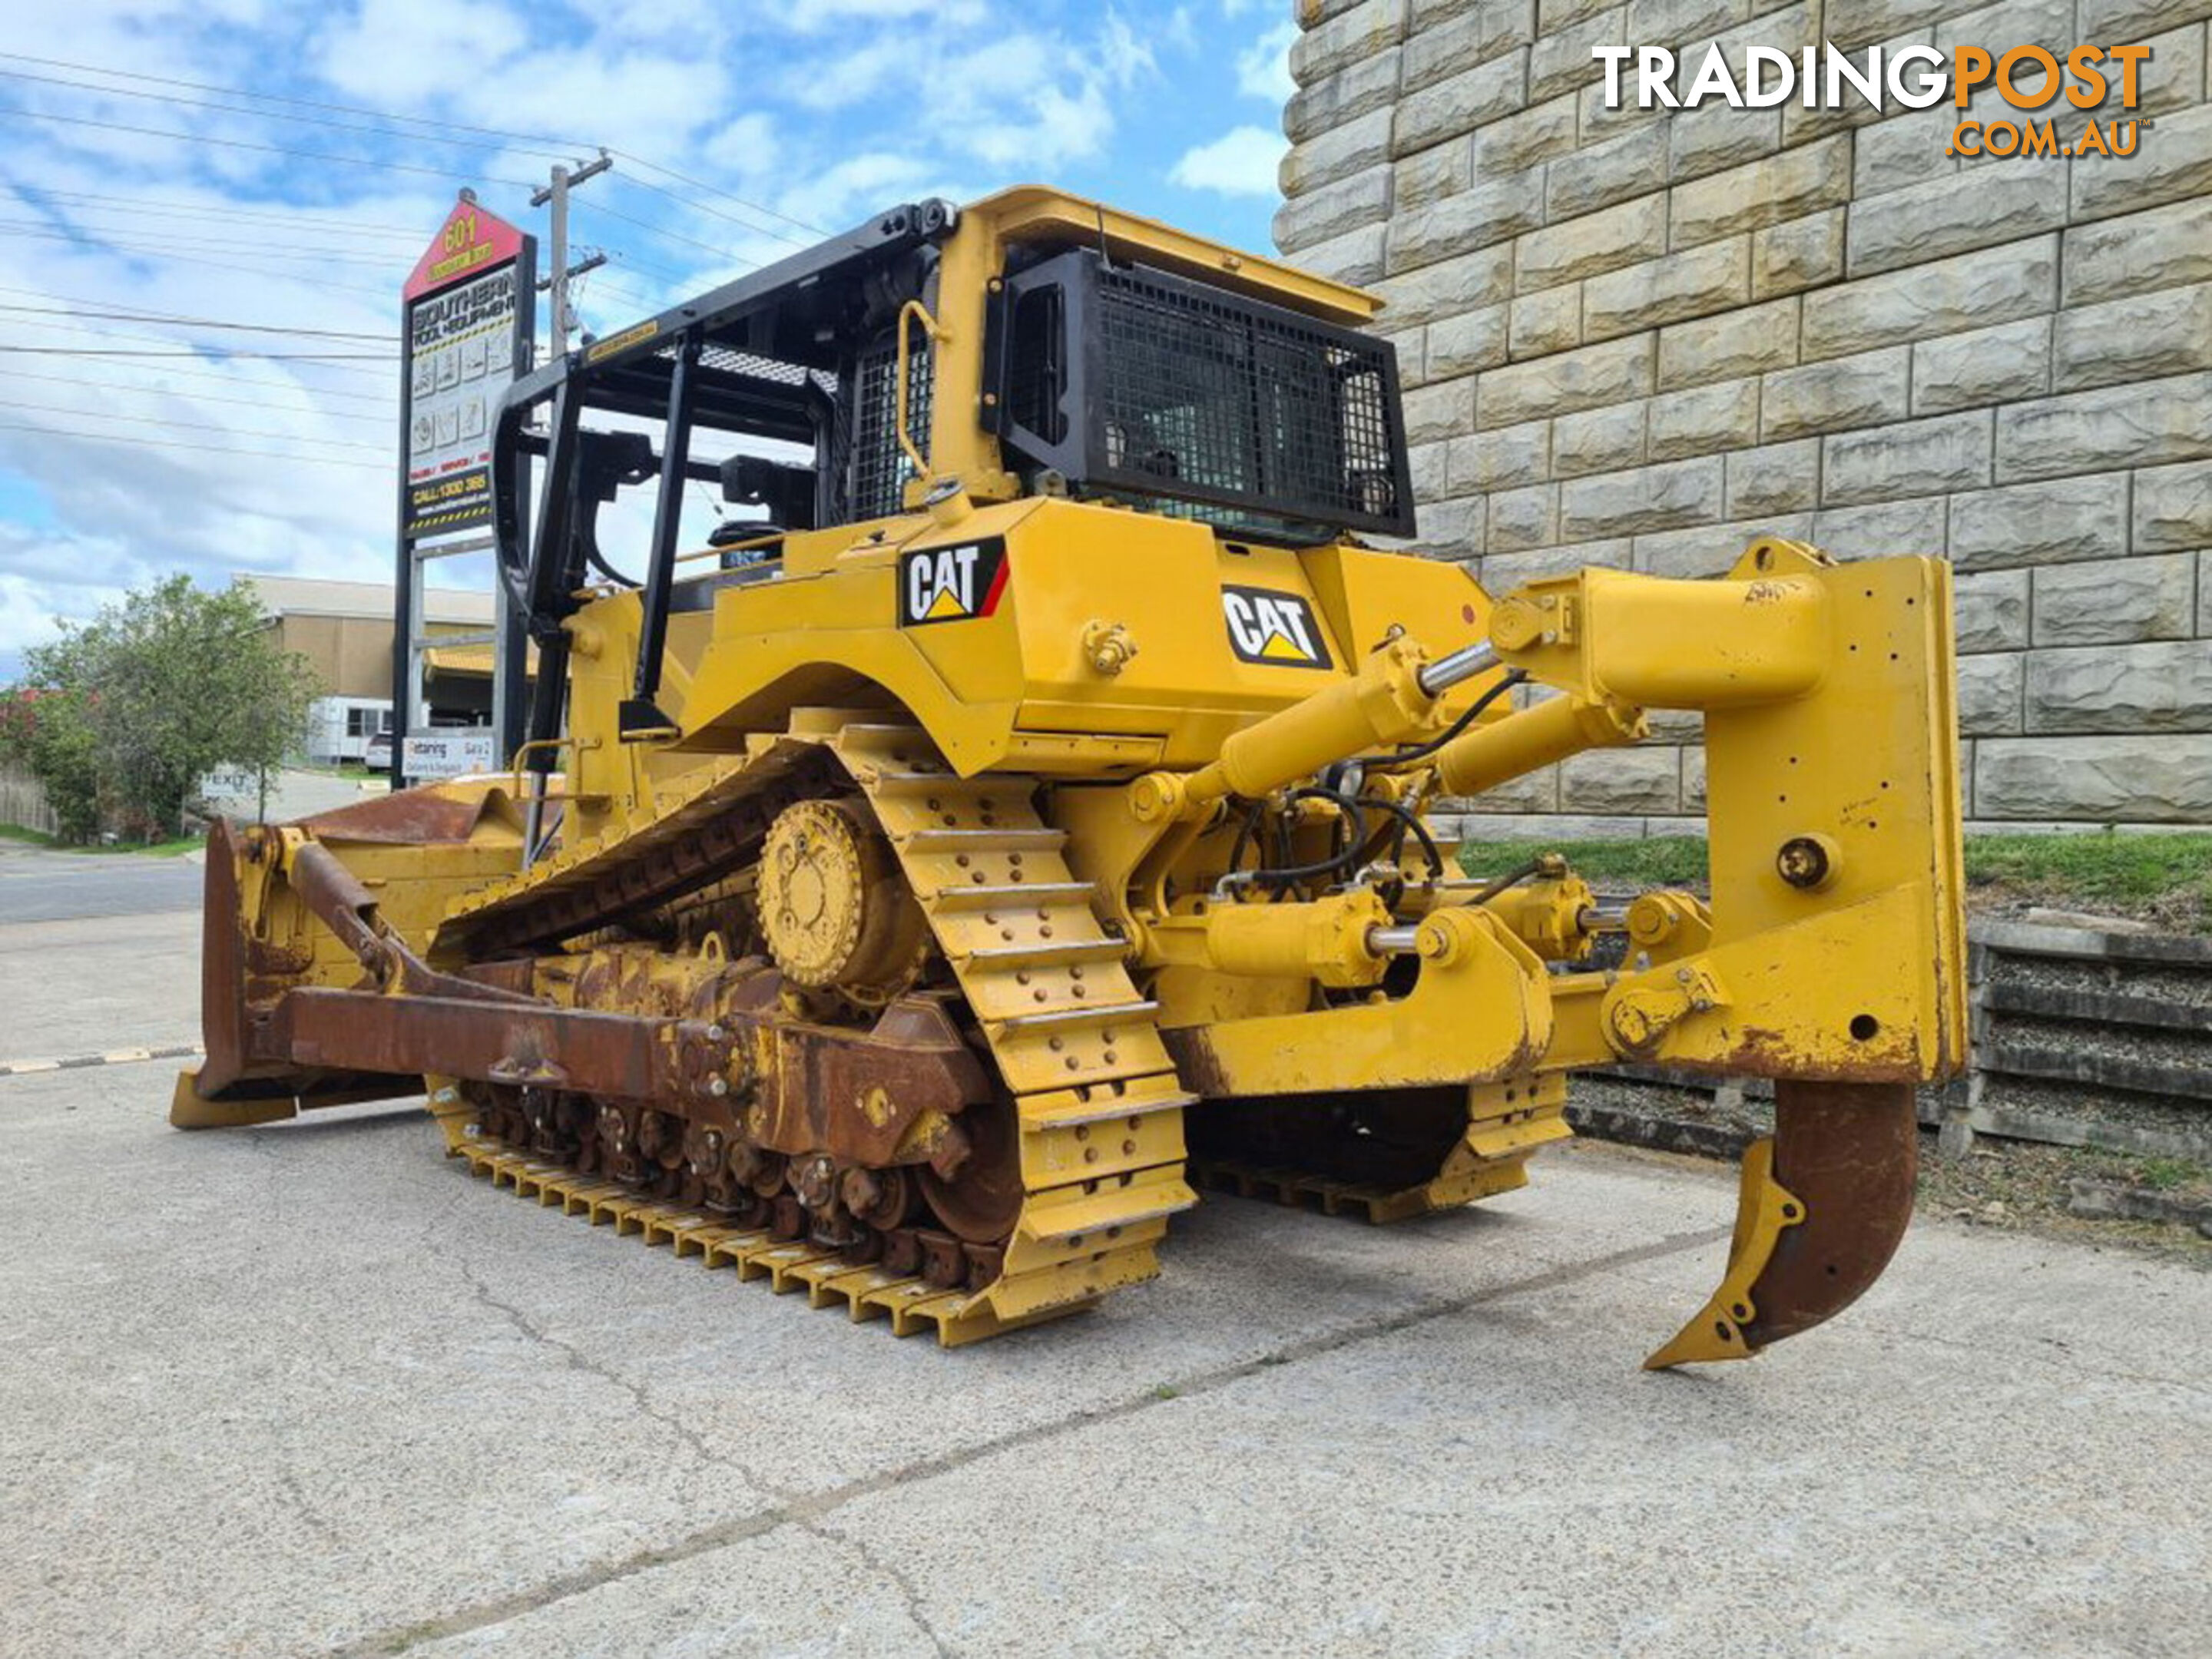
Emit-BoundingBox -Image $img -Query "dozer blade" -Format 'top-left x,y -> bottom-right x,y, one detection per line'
1645,1081 -> 1918,1369
191,815 -> 250,1101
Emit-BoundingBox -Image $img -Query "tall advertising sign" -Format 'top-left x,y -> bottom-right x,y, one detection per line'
400,194 -> 535,541
392,193 -> 537,788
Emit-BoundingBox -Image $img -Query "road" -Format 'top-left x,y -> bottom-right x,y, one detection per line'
0,767 -> 375,929
0,836 -> 202,926
1,849 -> 2207,1656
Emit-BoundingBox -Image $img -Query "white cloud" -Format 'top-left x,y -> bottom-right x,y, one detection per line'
0,0 -> 1274,676
1237,18 -> 1300,101
792,24 -> 1133,171
959,21 -> 1143,168
789,152 -> 940,225
1168,124 -> 1286,198
781,0 -> 988,27
962,74 -> 1116,170
1098,8 -> 1160,90
310,0 -> 529,109
492,52 -> 722,160
698,113 -> 781,183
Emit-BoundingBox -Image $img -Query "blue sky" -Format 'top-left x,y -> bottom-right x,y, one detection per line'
0,0 -> 1300,680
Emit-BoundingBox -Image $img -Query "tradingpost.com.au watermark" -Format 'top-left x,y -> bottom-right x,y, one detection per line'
1595,41 -> 2147,158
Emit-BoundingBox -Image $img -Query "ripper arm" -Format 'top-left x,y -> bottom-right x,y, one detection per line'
1131,538 -> 1965,1367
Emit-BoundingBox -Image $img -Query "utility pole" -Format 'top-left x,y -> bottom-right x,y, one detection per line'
531,149 -> 613,357
510,150 -> 611,857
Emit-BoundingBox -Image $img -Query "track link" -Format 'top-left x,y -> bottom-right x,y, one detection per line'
835,724 -> 1197,1338
429,720 -> 1196,1345
442,1134 -> 1068,1343
1185,1075 -> 1573,1224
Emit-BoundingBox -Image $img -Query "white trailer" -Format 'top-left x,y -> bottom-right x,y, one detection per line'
305,696 -> 395,764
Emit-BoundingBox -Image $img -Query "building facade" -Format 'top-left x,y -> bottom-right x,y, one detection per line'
1277,0 -> 2212,833
239,575 -> 512,762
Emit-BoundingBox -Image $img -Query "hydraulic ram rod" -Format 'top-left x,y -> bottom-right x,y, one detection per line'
1417,641 -> 1499,696
1173,634 -> 1500,810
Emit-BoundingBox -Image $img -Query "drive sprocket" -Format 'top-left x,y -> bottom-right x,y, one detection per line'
757,796 -> 930,1008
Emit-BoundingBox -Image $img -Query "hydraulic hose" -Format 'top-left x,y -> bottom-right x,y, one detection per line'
1374,670 -> 1526,771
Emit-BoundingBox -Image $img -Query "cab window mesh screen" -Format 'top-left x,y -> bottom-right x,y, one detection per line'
849,320 -> 932,520
1006,285 -> 1065,443
1092,267 -> 1402,528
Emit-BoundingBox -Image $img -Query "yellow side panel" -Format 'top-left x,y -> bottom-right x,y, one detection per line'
661,498 -> 1500,779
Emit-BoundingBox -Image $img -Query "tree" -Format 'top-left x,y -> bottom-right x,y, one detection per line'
0,687 -> 100,842
14,577 -> 321,839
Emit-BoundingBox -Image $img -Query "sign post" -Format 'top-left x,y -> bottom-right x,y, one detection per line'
393,190 -> 536,789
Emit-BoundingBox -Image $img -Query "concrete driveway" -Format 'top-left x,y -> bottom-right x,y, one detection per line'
2,884 -> 2207,1655
200,765 -> 389,828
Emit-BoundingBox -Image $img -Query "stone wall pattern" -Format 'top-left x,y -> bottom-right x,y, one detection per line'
1279,0 -> 2212,832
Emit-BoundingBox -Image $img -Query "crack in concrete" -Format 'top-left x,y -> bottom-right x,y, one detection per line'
806,1522 -> 952,1658
340,1224 -> 1727,1657
241,1125 -> 291,1218
429,1160 -> 795,1502
454,1259 -> 739,1481
1857,1313 -> 2212,1400
276,1464 -> 343,1549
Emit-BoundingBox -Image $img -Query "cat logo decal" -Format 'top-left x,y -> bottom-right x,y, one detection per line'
1221,584 -> 1333,668
899,537 -> 1008,626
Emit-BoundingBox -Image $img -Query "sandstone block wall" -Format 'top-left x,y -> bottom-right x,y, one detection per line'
1278,0 -> 2212,835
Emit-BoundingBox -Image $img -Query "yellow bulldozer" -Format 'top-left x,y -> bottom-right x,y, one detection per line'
175,187 -> 1966,1367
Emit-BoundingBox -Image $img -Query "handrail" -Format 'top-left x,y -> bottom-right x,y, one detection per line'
508,734 -> 595,797
510,734 -> 601,869
893,298 -> 942,483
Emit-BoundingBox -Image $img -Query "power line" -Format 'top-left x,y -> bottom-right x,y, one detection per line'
0,417 -> 386,469
0,303 -> 396,368
5,148 -> 783,307
6,62 -> 816,251
565,267 -> 659,316
602,246 -> 693,286
8,186 -> 429,236
0,51 -> 594,154
12,207 -> 418,258
605,170 -> 813,250
0,65 -> 572,164
0,365 -> 391,420
572,197 -> 744,266
0,106 -> 543,192
613,154 -> 826,240
0,51 -> 826,240
0,223 -> 413,304
0,216 -> 412,263
0,279 -> 374,318
0,315 -> 399,400
0,300 -> 389,340
4,112 -> 743,286
0,346 -> 393,359
0,305 -> 393,362
0,55 -> 861,360
0,395 -> 386,449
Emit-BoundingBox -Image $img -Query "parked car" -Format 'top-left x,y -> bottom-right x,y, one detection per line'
364,731 -> 395,770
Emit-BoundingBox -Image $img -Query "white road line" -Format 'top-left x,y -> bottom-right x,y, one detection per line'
0,1044 -> 201,1078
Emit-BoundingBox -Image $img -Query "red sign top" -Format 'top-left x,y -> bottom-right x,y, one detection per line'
403,194 -> 527,301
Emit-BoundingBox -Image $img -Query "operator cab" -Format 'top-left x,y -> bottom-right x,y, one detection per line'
488,187 -> 1416,741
